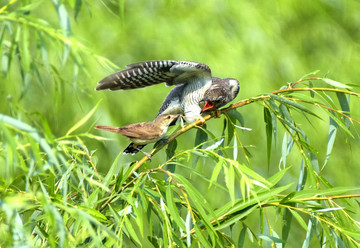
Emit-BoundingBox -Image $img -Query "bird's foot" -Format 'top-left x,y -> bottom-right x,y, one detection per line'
196,116 -> 206,126
180,117 -> 186,128
137,148 -> 152,161
214,109 -> 221,118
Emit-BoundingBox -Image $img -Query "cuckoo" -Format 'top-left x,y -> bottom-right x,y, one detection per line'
96,60 -> 240,122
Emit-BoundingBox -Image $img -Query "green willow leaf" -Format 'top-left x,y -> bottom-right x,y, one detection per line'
227,109 -> 245,126
226,115 -> 235,145
209,158 -> 224,188
270,94 -> 320,118
237,226 -> 247,248
257,234 -> 285,243
327,110 -> 353,138
336,92 -> 351,128
123,217 -> 142,246
66,100 -> 101,136
172,174 -> 217,227
215,205 -> 258,231
267,166 -> 291,188
194,225 -> 212,248
0,113 -> 60,168
323,117 -> 337,168
322,78 -> 351,89
165,139 -> 177,174
224,164 -> 235,204
74,0 -> 83,20
264,107 -> 273,168
21,23 -> 30,72
289,209 -> 309,232
166,184 -> 186,231
195,125 -> 208,148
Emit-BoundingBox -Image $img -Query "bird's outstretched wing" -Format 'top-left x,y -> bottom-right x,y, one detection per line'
95,60 -> 211,91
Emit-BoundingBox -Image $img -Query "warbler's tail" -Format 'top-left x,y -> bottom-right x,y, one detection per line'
95,125 -> 120,133
123,143 -> 146,155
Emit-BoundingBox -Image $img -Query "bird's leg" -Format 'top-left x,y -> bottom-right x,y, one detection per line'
137,148 -> 152,161
180,116 -> 186,128
196,115 -> 206,126
214,109 -> 221,118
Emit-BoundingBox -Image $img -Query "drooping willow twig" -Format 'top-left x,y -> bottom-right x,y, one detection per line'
131,85 -> 359,173
98,78 -> 360,212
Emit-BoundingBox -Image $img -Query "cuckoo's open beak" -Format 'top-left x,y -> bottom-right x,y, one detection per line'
201,101 -> 215,112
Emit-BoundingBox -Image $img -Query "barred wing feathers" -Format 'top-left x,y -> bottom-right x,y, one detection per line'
95,60 -> 211,91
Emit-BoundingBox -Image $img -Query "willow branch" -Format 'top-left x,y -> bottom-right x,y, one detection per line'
98,83 -> 359,212
131,85 -> 359,174
180,193 -> 360,240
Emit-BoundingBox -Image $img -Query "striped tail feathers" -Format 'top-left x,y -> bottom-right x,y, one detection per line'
95,60 -> 212,91
95,61 -> 177,91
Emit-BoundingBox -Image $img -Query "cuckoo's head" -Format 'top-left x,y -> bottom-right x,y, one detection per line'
200,78 -> 240,112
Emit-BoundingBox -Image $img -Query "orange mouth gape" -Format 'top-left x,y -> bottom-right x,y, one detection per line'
201,101 -> 215,112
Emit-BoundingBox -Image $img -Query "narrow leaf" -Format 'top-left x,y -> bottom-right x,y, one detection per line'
224,164 -> 235,204
336,92 -> 351,128
165,139 -> 177,175
194,225 -> 212,248
257,234 -> 285,243
289,209 -> 309,232
123,217 -> 142,246
166,184 -> 186,230
209,158 -> 223,188
270,94 -> 320,118
323,117 -> 337,168
264,107 -> 273,168
322,78 -> 351,89
66,100 -> 101,136
227,109 -> 245,126
21,24 -> 30,72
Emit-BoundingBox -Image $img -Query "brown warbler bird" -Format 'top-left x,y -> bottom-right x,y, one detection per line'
95,60 -> 239,123
95,114 -> 179,156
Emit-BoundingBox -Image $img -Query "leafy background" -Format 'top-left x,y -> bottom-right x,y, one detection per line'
1,0 -> 360,247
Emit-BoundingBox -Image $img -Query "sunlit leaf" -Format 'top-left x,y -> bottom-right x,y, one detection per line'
66,100 -> 102,136
323,78 -> 351,89
270,94 -> 320,118
323,117 -> 337,168
224,164 -> 235,204
209,158 -> 224,188
257,234 -> 285,243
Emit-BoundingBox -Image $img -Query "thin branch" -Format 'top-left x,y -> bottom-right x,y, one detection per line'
131,85 -> 360,173
99,82 -> 360,211
180,193 -> 360,241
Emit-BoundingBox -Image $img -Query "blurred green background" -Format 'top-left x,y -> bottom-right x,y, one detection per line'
1,0 -> 360,246
1,0 -> 360,178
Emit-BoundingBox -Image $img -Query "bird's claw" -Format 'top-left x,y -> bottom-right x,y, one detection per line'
196,116 -> 206,126
137,148 -> 152,161
214,109 -> 221,118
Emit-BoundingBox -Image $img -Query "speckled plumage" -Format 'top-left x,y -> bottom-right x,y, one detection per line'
96,60 -> 239,122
